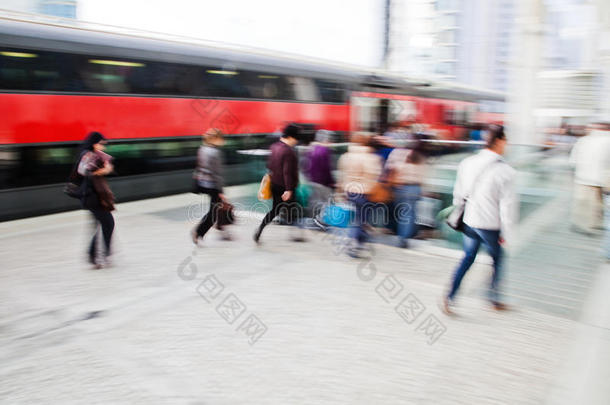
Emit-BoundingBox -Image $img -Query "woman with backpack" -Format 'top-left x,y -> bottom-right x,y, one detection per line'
76,131 -> 115,269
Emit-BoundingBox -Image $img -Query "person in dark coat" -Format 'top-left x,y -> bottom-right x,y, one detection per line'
254,123 -> 301,243
77,131 -> 115,268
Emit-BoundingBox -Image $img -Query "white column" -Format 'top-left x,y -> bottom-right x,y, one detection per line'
505,0 -> 545,145
594,0 -> 610,119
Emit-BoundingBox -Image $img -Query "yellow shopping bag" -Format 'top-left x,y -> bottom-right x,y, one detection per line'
258,173 -> 272,200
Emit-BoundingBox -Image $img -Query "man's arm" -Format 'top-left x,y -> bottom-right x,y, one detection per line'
452,161 -> 465,206
499,169 -> 519,245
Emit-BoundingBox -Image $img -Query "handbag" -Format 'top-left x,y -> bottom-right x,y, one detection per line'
368,181 -> 393,204
258,173 -> 272,201
63,151 -> 87,199
215,201 -> 235,228
445,159 -> 500,232
63,181 -> 83,199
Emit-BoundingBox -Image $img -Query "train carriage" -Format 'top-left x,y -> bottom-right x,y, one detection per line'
0,16 -> 504,220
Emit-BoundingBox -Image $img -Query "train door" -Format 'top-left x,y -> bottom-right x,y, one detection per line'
350,95 -> 417,135
350,96 -> 381,134
378,99 -> 389,134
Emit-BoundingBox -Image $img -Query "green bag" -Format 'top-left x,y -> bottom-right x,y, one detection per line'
295,183 -> 312,207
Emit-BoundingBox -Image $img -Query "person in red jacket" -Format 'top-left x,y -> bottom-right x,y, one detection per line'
254,124 -> 301,243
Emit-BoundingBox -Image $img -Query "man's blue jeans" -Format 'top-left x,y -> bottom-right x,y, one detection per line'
394,184 -> 421,241
348,192 -> 370,245
448,223 -> 503,303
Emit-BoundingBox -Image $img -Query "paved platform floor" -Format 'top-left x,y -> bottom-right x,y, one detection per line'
1,185 -> 609,404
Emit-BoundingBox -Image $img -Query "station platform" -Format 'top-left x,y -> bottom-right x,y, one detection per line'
1,178 -> 609,404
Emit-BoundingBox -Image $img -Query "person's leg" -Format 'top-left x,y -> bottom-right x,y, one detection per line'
358,195 -> 371,245
406,185 -> 421,239
90,208 -> 114,260
196,189 -> 221,238
447,224 -> 482,301
571,183 -> 588,231
286,196 -> 307,241
401,185 -> 421,241
593,186 -> 604,230
255,184 -> 284,241
88,215 -> 98,264
473,228 -> 503,304
603,193 -> 610,260
349,193 -> 366,244
573,184 -> 602,233
394,186 -> 409,241
98,211 -> 115,257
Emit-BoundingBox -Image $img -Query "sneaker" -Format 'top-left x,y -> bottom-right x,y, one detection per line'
398,238 -> 409,249
491,302 -> 510,311
312,217 -> 328,232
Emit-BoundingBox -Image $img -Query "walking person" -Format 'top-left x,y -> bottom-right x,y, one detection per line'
337,133 -> 383,258
602,189 -> 610,262
386,134 -> 428,248
304,129 -> 335,228
77,132 -> 115,269
305,129 -> 335,189
569,123 -> 610,235
442,125 -> 518,314
191,128 -> 231,244
253,123 -> 302,243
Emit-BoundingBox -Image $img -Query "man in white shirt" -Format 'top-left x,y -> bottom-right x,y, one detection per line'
569,124 -> 610,234
442,125 -> 518,314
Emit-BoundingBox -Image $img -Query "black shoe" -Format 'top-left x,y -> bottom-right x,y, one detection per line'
191,228 -> 199,245
253,228 -> 262,244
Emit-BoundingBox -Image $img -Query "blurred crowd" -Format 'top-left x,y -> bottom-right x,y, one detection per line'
70,120 -> 610,309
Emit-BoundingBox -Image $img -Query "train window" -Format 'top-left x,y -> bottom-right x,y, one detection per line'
0,49 -> 75,91
239,71 -> 295,100
0,48 -> 335,103
202,68 -> 250,98
314,79 -> 345,103
0,135 -> 277,190
80,58 -> 141,93
289,76 -> 321,102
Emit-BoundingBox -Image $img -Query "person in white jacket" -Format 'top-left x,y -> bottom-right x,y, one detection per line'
442,125 -> 518,314
569,124 -> 610,234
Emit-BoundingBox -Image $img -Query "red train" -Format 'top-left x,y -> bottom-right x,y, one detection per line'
0,16 -> 504,220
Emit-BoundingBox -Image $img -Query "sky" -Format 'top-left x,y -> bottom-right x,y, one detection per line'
78,0 -> 385,68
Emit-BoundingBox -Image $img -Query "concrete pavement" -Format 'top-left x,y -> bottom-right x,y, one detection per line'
0,186 -> 607,404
